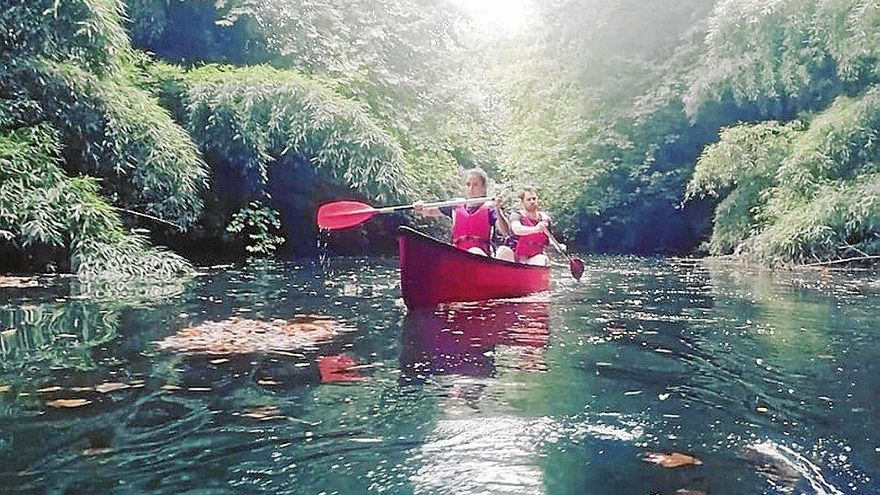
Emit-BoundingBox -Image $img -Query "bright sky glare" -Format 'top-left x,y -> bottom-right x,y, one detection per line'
450,0 -> 532,34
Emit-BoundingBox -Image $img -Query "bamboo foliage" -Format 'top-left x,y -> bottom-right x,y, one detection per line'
0,0 -> 205,276
0,123 -> 192,277
685,0 -> 880,115
0,0 -> 131,74
688,88 -> 880,262
183,65 -> 412,203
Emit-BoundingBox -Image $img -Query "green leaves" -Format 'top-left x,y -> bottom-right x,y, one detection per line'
0,123 -> 192,278
184,64 -> 411,203
688,89 -> 880,262
0,0 -> 131,74
226,201 -> 285,255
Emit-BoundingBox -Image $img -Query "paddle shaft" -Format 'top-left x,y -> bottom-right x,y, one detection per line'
542,226 -> 571,258
376,196 -> 493,213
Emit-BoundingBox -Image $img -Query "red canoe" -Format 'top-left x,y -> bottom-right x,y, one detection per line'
397,226 -> 550,308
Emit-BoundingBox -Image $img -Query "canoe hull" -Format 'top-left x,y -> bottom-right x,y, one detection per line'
397,226 -> 550,308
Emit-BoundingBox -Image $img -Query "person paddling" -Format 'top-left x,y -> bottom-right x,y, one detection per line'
508,186 -> 565,266
414,168 -> 515,261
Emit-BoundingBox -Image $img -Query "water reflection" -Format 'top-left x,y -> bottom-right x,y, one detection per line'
0,301 -> 119,386
401,299 -> 550,379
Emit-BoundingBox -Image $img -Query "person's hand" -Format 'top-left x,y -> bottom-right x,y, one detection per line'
413,200 -> 425,215
558,243 -> 567,253
537,220 -> 550,232
493,195 -> 504,210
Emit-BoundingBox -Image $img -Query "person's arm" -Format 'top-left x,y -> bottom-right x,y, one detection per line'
414,201 -> 450,218
542,213 -> 567,252
492,200 -> 510,237
510,213 -> 549,236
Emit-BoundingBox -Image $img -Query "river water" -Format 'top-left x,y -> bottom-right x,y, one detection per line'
0,257 -> 878,494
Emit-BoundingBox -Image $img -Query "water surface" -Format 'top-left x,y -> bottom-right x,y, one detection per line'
1,257 -> 878,494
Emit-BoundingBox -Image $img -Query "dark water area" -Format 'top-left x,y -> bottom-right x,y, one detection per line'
0,257 -> 878,494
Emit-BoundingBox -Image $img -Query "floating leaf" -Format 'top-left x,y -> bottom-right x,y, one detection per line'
37,386 -> 63,393
47,399 -> 92,408
82,447 -> 114,456
0,276 -> 40,288
643,452 -> 703,468
241,405 -> 283,421
0,385 -> 10,393
155,316 -> 347,355
161,384 -> 182,391
95,382 -> 130,393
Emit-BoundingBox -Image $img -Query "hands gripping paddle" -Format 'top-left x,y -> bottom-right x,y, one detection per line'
542,227 -> 585,281
317,197 -> 493,231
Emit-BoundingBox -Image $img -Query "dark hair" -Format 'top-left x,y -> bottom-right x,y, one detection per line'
518,186 -> 538,200
464,167 -> 488,186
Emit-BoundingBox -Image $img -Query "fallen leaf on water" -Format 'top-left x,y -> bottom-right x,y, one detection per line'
676,490 -> 707,495
95,382 -> 130,394
0,276 -> 39,288
643,452 -> 703,468
1,328 -> 16,337
241,405 -> 283,421
47,399 -> 92,408
155,316 -> 349,356
161,384 -> 182,391
187,387 -> 211,392
0,385 -> 10,393
256,379 -> 279,386
82,447 -> 114,456
37,386 -> 63,393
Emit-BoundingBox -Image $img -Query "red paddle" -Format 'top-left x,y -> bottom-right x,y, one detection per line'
317,197 -> 493,231
543,227 -> 585,281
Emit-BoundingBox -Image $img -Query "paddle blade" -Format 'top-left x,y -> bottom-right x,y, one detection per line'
570,257 -> 585,281
316,201 -> 378,230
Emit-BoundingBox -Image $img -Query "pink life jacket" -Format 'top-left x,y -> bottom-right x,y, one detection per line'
451,203 -> 491,253
515,212 -> 549,259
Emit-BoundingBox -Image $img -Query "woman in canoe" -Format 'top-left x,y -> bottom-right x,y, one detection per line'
507,186 -> 565,266
414,168 -> 515,261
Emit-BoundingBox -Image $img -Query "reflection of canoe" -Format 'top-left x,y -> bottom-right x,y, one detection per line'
397,226 -> 550,308
401,300 -> 550,377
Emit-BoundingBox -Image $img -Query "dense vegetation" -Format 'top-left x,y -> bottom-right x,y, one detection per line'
1,0 -> 877,274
